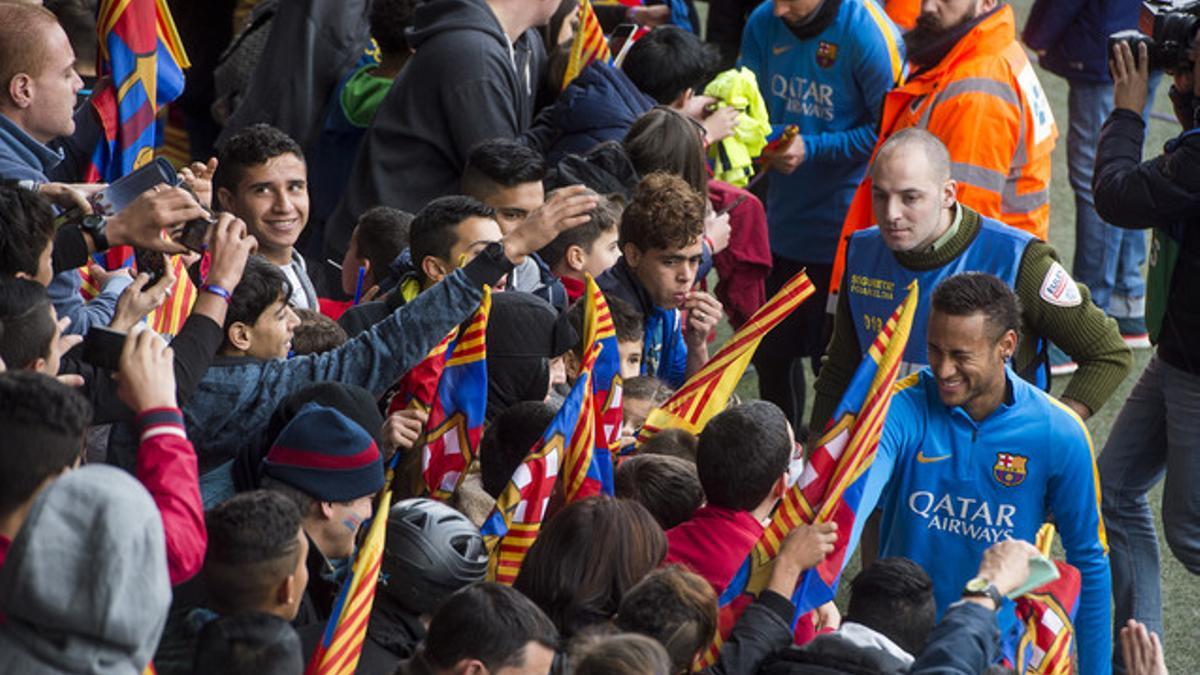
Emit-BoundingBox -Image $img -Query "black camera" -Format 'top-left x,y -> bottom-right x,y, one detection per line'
1109,0 -> 1200,72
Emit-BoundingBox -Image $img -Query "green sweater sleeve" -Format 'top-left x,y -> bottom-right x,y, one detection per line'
1015,241 -> 1132,416
809,274 -> 862,435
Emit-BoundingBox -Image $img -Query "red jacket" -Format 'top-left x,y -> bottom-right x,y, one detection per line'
666,505 -> 764,596
666,505 -> 817,651
709,182 -> 771,330
135,408 -> 207,586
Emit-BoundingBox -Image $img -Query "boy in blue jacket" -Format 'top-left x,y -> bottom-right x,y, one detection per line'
598,173 -> 722,387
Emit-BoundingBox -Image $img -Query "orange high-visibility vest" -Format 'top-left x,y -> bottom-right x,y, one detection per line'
829,4 -> 1056,294
884,0 -> 920,31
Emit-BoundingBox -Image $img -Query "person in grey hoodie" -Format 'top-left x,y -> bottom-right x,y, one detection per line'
0,464 -> 171,675
322,0 -> 560,277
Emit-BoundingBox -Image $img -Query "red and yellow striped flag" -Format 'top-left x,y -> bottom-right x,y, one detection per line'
306,483 -> 391,675
637,271 -> 814,444
561,343 -> 601,503
561,0 -> 612,90
149,256 -> 196,336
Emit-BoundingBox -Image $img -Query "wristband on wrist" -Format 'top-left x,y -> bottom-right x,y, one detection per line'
200,283 -> 232,304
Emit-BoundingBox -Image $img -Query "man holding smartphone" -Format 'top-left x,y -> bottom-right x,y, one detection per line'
0,4 -> 210,335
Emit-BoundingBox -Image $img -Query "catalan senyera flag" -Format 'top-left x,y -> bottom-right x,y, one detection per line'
78,252 -> 196,338
561,0 -> 611,90
1003,525 -> 1082,675
561,343 -> 601,503
637,271 -> 814,445
697,280 -> 919,669
305,476 -> 392,675
422,288 -> 490,500
482,361 -> 595,585
584,275 -> 622,495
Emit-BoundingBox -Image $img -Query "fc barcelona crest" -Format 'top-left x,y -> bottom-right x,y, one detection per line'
816,41 -> 838,68
993,452 -> 1028,487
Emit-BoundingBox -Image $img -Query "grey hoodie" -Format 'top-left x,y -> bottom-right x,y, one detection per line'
323,0 -> 550,260
0,465 -> 171,675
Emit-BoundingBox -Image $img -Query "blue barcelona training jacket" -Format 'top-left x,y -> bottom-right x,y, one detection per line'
738,0 -> 904,263
850,368 -> 1112,675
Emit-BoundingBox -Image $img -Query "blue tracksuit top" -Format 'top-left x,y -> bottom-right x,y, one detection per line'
738,0 -> 904,263
851,368 -> 1112,675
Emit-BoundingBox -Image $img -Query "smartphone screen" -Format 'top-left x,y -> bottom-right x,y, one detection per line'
134,248 -> 167,286
176,215 -> 215,252
91,157 -> 177,216
81,326 -> 126,372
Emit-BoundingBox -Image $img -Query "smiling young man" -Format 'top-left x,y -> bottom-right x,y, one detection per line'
183,186 -> 598,503
216,124 -> 317,309
598,172 -> 722,388
846,273 -> 1112,675
809,129 -> 1129,430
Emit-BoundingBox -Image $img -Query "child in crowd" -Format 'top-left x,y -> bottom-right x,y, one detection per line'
564,290 -> 645,383
614,454 -> 703,530
539,193 -> 624,303
338,206 -> 413,302
290,308 -> 348,355
598,173 -> 723,388
621,375 -> 674,445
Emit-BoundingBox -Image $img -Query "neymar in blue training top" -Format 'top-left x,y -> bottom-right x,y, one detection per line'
849,272 -> 1112,675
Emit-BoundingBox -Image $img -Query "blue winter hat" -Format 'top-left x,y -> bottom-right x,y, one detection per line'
262,403 -> 384,502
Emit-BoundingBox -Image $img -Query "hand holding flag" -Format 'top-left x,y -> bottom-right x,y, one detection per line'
696,281 -> 918,668
561,0 -> 612,90
638,270 -> 814,443
422,289 -> 491,499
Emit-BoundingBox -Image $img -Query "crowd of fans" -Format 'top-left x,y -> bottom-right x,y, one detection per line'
0,0 -> 1195,673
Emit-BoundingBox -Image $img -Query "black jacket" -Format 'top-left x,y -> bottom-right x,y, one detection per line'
298,594 -> 425,675
703,591 -> 795,675
323,0 -> 550,259
1094,101 -> 1200,374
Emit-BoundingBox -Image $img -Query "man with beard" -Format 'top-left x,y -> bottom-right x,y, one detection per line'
737,0 -> 904,427
828,0 -> 1057,299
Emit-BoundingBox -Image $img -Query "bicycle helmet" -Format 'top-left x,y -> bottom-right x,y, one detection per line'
381,498 -> 489,615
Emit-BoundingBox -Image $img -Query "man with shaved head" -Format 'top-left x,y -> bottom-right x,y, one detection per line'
808,129 -> 1129,430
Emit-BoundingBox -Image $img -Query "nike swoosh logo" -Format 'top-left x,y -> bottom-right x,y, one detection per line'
916,452 -> 951,464
773,45 -> 792,55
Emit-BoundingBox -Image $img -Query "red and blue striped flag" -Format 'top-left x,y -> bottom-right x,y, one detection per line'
482,353 -> 596,584
385,329 -> 456,416
561,343 -> 602,503
698,280 -> 919,667
83,0 -> 195,337
89,0 -> 189,182
422,288 -> 490,500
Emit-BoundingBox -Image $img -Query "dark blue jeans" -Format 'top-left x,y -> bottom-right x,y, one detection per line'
1067,80 -> 1150,318
1099,355 -> 1200,668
